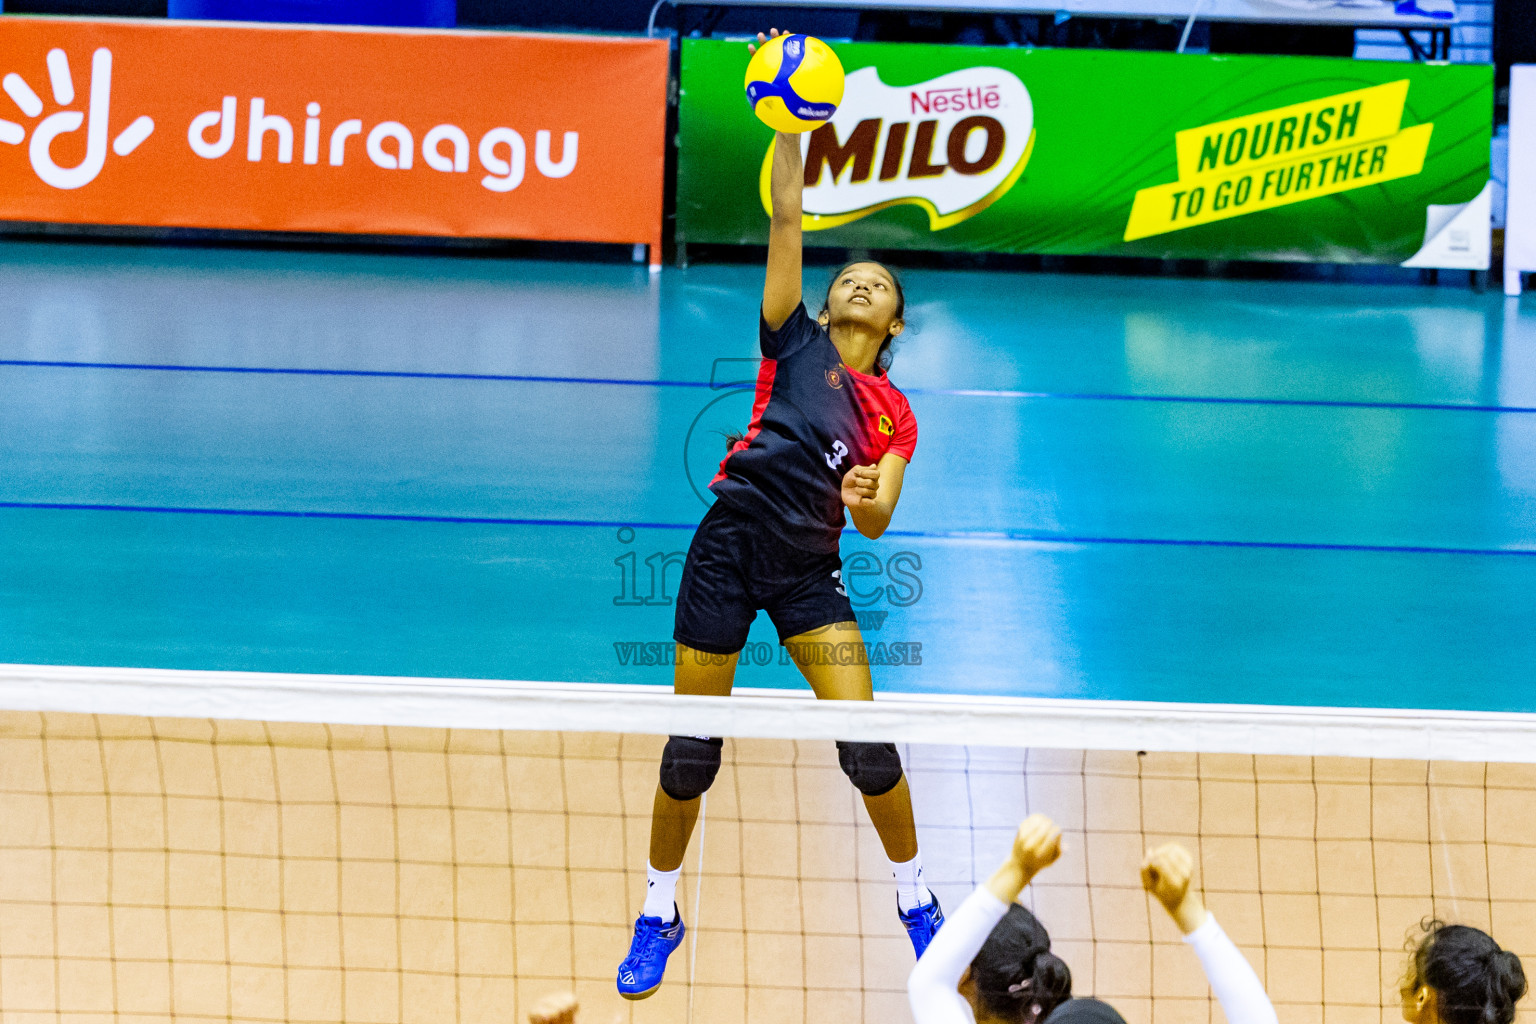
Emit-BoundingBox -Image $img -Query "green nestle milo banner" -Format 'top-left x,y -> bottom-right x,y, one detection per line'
678,40 -> 1491,264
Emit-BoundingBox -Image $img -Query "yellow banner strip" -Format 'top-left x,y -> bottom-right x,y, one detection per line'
1173,79 -> 1409,181
1125,122 -> 1432,242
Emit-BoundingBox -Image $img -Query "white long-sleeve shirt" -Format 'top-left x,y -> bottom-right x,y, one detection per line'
908,887 -> 1281,1024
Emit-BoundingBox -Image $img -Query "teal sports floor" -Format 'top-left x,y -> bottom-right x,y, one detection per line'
2,240 -> 1534,711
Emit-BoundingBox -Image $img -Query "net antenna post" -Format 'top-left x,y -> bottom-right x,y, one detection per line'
1177,0 -> 1206,53
647,0 -> 674,37
687,791 -> 707,1024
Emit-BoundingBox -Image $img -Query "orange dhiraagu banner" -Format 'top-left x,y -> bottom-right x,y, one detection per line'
0,17 -> 667,260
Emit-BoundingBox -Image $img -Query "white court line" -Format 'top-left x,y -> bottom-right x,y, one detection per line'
1,662 -> 1534,764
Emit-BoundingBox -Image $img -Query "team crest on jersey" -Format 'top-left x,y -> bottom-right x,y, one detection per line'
877,414 -> 894,436
826,368 -> 844,389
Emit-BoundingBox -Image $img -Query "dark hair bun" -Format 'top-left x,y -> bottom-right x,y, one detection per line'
1029,952 -> 1073,1011
1411,921 -> 1526,1024
973,906 -> 1073,1024
1492,951 -> 1527,1007
1032,953 -> 1071,993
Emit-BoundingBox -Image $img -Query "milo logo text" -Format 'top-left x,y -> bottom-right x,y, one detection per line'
760,66 -> 1034,232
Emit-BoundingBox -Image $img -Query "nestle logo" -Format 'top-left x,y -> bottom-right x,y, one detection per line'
910,85 -> 1001,115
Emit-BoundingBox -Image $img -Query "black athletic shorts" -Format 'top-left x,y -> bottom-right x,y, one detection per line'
673,499 -> 856,656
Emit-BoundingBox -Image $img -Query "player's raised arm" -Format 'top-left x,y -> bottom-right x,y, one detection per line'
1141,843 -> 1208,935
750,28 -> 804,331
908,816 -> 1069,1024
1143,843 -> 1279,1024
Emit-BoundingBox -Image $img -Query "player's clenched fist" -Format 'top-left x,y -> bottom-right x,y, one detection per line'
1010,814 -> 1063,876
842,463 -> 880,508
984,813 -> 1063,906
1141,842 -> 1209,934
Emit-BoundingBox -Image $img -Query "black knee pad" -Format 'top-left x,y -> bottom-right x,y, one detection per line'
836,741 -> 904,797
659,736 -> 723,801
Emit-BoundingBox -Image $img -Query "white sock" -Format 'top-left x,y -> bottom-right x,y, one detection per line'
892,852 -> 932,912
643,862 -> 681,921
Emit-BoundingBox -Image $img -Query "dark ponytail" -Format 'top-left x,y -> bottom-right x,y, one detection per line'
1411,920 -> 1527,1024
972,904 -> 1073,1024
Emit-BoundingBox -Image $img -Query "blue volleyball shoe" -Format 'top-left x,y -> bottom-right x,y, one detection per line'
616,906 -> 686,1000
899,893 -> 945,959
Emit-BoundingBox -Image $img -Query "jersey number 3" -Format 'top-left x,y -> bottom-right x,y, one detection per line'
825,439 -> 849,470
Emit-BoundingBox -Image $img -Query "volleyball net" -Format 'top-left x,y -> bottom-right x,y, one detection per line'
0,664 -> 1533,1024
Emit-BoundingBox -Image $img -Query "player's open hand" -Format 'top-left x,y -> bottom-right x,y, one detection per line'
841,463 -> 880,509
1141,843 -> 1208,934
748,27 -> 789,55
1011,814 -> 1063,879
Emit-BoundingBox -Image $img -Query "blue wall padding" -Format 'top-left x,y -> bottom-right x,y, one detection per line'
167,0 -> 455,27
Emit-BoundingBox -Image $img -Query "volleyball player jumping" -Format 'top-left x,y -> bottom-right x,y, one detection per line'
908,815 -> 1280,1024
614,27 -> 938,1001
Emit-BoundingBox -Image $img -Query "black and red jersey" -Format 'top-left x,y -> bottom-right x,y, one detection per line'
709,302 -> 918,553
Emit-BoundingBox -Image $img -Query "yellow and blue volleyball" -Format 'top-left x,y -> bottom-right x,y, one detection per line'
744,34 -> 845,134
